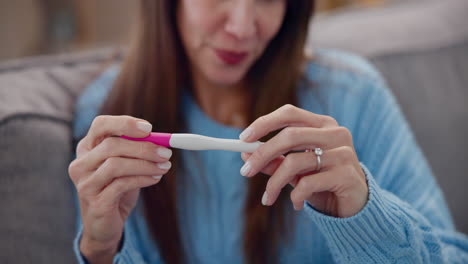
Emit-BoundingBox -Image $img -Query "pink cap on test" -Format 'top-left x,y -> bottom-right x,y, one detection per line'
121,132 -> 172,147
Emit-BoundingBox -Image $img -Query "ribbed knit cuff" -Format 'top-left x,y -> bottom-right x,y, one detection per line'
73,224 -> 146,264
73,225 -> 90,264
303,163 -> 410,263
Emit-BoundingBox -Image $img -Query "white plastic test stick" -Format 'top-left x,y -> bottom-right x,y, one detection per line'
170,133 -> 262,153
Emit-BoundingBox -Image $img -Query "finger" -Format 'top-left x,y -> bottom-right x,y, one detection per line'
241,152 -> 284,175
241,126 -> 352,177
263,150 -> 338,206
82,115 -> 152,151
77,157 -> 171,196
290,168 -> 348,211
81,137 -> 172,172
239,104 -> 338,142
98,175 -> 161,208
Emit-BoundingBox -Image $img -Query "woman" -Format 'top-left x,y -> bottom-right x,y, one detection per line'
69,0 -> 468,263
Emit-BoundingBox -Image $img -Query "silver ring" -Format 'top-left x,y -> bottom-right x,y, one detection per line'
315,148 -> 322,171
306,148 -> 323,172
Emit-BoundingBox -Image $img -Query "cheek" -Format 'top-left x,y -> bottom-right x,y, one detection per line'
177,1 -> 220,51
257,4 -> 286,47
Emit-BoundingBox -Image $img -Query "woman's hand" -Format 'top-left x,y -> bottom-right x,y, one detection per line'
68,115 -> 173,262
240,105 -> 368,218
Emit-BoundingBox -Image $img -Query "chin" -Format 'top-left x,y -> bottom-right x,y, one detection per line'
206,67 -> 248,87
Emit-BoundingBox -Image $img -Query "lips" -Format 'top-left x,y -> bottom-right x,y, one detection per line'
214,49 -> 248,65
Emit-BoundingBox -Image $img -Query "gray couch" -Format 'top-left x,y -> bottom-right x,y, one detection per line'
0,0 -> 467,263
0,50 -> 120,263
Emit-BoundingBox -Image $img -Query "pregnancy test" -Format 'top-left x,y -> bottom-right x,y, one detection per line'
121,132 -> 262,153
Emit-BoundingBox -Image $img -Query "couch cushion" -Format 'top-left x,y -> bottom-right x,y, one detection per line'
370,43 -> 468,234
0,48 -> 120,263
309,0 -> 468,57
0,48 -> 122,121
0,118 -> 76,263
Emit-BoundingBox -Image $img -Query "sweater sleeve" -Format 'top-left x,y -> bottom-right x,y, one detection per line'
73,221 -> 149,264
303,64 -> 468,263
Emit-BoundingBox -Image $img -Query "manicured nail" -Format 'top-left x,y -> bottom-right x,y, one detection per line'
158,161 -> 172,170
261,191 -> 269,206
239,127 -> 253,141
137,121 -> 152,133
240,161 -> 251,176
157,148 -> 172,159
152,175 -> 163,180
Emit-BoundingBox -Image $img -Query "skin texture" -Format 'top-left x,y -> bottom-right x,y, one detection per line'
69,116 -> 173,262
70,0 -> 368,262
177,0 -> 286,127
239,105 -> 368,217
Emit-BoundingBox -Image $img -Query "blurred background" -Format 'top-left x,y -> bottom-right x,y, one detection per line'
0,0 -> 136,61
0,0 -> 383,61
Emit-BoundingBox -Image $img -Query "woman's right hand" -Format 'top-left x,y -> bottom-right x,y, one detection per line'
68,115 -> 173,263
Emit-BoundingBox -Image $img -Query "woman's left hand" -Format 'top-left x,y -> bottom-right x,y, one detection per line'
240,104 -> 368,218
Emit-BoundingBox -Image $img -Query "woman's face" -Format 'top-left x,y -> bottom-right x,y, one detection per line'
177,0 -> 286,87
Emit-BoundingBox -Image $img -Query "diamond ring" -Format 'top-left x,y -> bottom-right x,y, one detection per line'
306,148 -> 323,172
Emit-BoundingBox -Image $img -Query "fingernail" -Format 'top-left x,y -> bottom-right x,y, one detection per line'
239,127 -> 253,141
261,191 -> 269,206
240,161 -> 251,177
294,203 -> 303,211
137,121 -> 152,133
157,148 -> 172,159
158,161 -> 172,170
152,175 -> 163,180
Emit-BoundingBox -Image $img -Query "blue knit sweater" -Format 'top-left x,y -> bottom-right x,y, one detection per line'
72,50 -> 468,263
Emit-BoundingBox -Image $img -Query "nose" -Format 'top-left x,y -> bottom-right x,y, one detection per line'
225,1 -> 256,40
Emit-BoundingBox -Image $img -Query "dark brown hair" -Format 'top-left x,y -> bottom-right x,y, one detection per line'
100,1 -> 315,263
